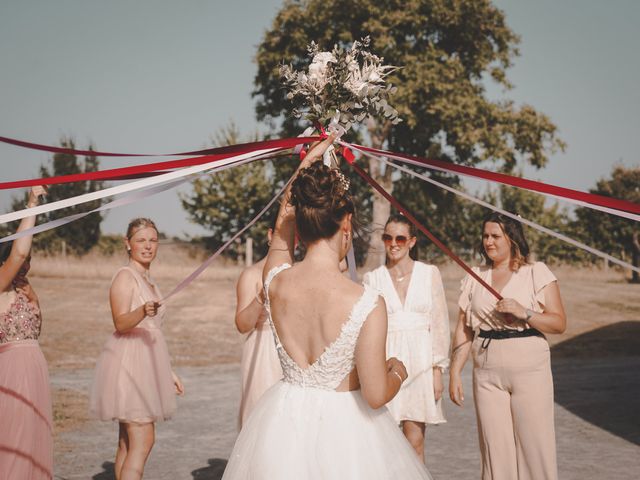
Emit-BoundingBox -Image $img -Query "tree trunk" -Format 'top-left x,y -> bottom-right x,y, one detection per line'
631,231 -> 640,283
362,120 -> 393,272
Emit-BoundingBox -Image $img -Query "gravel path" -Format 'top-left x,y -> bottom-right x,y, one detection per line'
51,356 -> 640,480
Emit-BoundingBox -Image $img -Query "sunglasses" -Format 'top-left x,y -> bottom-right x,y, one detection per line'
382,234 -> 409,246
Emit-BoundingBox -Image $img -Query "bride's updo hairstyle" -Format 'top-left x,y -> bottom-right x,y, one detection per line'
290,163 -> 354,244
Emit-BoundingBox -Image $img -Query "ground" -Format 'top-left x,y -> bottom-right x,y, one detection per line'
26,248 -> 640,479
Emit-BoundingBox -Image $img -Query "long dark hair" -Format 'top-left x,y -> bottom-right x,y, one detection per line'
290,163 -> 355,244
384,213 -> 418,260
479,212 -> 530,270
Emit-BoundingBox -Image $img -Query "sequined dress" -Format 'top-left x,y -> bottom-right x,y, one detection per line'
222,264 -> 432,479
0,288 -> 53,480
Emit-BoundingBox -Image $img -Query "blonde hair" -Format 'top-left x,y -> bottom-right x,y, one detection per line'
126,218 -> 158,240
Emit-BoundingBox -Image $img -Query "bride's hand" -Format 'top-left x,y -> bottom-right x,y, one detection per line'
301,134 -> 336,166
386,357 -> 408,382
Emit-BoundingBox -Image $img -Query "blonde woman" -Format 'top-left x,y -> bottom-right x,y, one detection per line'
90,218 -> 183,480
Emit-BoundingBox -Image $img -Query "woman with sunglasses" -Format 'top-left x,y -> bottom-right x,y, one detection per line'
449,212 -> 567,479
363,214 -> 450,462
0,186 -> 52,480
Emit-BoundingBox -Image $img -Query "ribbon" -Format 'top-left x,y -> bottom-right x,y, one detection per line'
0,134 -> 319,158
341,142 -> 640,220
0,152 -> 272,243
348,161 -> 503,300
162,177 -> 292,302
0,138 -> 317,190
0,147 -> 283,225
372,154 -> 640,275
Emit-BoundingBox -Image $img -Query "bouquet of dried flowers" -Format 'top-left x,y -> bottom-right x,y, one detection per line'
280,36 -> 401,135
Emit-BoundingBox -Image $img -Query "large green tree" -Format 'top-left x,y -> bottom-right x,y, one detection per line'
574,165 -> 640,282
254,0 -> 564,268
3,138 -> 104,255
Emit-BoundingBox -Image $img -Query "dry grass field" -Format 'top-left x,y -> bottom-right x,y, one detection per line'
27,245 -> 640,435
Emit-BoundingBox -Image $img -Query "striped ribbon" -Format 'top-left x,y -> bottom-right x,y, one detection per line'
0,147 -> 282,225
341,142 -> 640,221
370,153 -> 640,275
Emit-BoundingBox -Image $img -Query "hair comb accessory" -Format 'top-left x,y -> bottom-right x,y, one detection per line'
335,169 -> 350,194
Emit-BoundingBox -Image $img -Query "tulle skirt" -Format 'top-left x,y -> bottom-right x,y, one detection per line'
0,340 -> 53,480
238,322 -> 282,429
223,382 -> 432,479
387,327 -> 445,424
90,327 -> 176,423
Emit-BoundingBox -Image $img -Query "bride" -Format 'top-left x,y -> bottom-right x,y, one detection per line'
222,136 -> 432,479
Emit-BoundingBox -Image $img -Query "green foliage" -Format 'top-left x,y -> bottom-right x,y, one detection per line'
574,165 -> 640,281
496,183 -> 582,264
2,138 -> 105,255
180,122 -> 280,260
254,0 -> 564,267
96,234 -> 124,256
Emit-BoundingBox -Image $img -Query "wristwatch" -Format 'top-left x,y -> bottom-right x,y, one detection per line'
525,308 -> 535,321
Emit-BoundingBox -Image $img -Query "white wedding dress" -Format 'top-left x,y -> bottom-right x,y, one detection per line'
222,264 -> 432,479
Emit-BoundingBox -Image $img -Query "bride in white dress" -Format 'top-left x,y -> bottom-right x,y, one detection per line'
222,136 -> 432,479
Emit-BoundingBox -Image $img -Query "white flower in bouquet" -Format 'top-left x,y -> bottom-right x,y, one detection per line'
280,36 -> 402,133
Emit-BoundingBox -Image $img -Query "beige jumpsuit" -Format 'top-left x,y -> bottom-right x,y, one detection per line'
459,262 -> 558,480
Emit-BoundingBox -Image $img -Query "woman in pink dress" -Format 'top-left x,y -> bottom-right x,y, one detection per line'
0,186 -> 52,480
235,229 -> 283,429
90,218 -> 184,480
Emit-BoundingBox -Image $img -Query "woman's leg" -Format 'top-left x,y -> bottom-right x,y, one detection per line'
510,338 -> 557,480
115,422 -> 129,480
402,420 -> 426,462
120,422 -> 155,480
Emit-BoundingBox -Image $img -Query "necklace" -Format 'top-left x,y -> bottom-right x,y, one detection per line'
390,264 -> 413,283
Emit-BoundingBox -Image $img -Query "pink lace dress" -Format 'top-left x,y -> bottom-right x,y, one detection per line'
89,266 -> 176,423
0,289 -> 53,480
222,264 -> 432,479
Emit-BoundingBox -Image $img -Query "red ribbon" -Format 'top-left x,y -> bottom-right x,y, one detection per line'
0,135 -> 319,159
350,144 -> 640,216
0,138 -> 317,190
349,161 -> 503,301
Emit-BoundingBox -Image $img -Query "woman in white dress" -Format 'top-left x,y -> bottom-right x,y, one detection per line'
222,136 -> 432,479
364,214 -> 450,461
235,228 -> 283,429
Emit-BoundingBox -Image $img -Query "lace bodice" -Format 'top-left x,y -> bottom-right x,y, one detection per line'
0,290 -> 42,344
264,264 -> 379,391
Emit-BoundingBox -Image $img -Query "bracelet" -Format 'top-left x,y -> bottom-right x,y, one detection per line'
391,370 -> 404,384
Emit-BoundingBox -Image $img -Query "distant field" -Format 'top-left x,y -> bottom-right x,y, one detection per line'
28,246 -> 639,434
31,247 -> 639,370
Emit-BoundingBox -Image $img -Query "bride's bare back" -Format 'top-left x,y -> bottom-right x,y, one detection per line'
262,138 -> 404,408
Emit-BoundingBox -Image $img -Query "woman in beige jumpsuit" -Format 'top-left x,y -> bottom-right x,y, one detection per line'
448,212 -> 567,480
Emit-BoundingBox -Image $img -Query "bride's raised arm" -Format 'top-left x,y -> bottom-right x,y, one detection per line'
263,135 -> 336,281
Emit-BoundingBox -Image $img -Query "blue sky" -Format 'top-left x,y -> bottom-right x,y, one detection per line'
0,0 -> 638,237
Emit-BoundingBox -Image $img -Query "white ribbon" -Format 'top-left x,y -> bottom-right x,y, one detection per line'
0,147 -> 281,225
363,150 -> 639,274
162,177 -> 292,302
1,153 -> 268,243
340,141 -> 640,223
